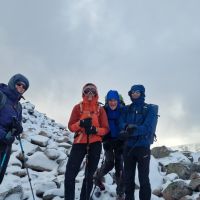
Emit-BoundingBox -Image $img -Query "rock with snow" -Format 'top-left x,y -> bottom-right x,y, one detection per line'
189,178 -> 200,191
44,149 -> 60,160
43,188 -> 64,200
162,181 -> 192,200
57,160 -> 68,175
26,151 -> 58,171
166,163 -> 191,180
151,146 -> 172,158
30,135 -> 49,147
0,185 -> 23,200
35,182 -> 57,197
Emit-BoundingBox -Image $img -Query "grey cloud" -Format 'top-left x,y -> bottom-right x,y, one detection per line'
0,0 -> 200,146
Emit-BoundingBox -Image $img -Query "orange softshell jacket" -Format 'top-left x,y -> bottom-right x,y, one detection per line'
68,101 -> 109,144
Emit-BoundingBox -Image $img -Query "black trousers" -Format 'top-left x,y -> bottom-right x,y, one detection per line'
97,139 -> 124,195
64,142 -> 101,200
0,143 -> 12,184
123,147 -> 151,200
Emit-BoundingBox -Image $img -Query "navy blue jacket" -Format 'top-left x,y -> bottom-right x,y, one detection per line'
119,84 -> 155,148
103,90 -> 124,141
0,74 -> 29,140
0,84 -> 22,140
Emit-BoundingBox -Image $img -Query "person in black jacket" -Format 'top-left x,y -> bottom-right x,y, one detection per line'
0,74 -> 29,184
94,90 -> 125,199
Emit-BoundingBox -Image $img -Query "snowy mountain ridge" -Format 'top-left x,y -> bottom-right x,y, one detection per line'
171,143 -> 200,152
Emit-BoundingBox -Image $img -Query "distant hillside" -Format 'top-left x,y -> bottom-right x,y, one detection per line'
171,143 -> 200,152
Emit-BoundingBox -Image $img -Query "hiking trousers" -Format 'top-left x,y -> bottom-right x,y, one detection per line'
97,139 -> 124,195
0,143 -> 12,184
123,147 -> 151,200
64,142 -> 101,200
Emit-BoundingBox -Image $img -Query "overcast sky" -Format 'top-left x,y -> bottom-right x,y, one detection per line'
0,0 -> 199,146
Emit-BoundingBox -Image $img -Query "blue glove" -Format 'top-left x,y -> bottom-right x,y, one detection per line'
85,126 -> 97,135
3,131 -> 15,145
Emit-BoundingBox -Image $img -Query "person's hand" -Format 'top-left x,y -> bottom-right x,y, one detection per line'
126,124 -> 137,133
85,126 -> 97,135
80,117 -> 92,128
12,121 -> 23,136
3,131 -> 15,145
119,130 -> 130,140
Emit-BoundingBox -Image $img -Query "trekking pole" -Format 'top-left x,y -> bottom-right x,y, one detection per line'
85,134 -> 90,200
89,151 -> 105,200
0,145 -> 10,175
16,135 -> 36,200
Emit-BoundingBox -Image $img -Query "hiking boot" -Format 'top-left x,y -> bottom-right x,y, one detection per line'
93,177 -> 105,191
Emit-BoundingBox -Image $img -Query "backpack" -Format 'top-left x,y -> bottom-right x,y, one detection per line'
144,104 -> 159,144
0,91 -> 7,110
0,90 -> 22,112
127,103 -> 159,144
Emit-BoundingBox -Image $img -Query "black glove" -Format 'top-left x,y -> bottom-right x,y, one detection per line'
12,121 -> 23,136
126,124 -> 137,133
119,130 -> 130,140
80,117 -> 92,128
3,131 -> 15,145
85,126 -> 97,135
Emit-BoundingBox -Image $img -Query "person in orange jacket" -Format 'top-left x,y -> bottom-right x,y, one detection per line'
65,83 -> 109,200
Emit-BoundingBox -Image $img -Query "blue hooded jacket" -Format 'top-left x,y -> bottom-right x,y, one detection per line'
104,90 -> 122,139
0,74 -> 29,140
120,84 -> 155,148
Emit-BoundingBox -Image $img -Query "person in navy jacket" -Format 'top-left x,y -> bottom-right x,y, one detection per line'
120,84 -> 155,200
0,73 -> 29,184
94,90 -> 125,199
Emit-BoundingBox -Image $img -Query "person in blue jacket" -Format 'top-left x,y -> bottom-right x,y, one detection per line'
94,90 -> 125,199
120,84 -> 155,200
0,74 -> 29,184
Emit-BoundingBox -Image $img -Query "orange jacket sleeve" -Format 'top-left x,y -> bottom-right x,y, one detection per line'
68,104 -> 81,133
96,107 -> 109,136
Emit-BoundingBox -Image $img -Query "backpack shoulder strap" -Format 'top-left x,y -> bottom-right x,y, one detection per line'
0,91 -> 7,110
79,102 -> 102,116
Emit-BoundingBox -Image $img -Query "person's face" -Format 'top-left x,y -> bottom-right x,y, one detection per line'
108,99 -> 118,110
131,91 -> 141,99
15,82 -> 26,94
83,87 -> 97,101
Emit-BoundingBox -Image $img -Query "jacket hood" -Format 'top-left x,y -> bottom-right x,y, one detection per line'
82,83 -> 99,103
128,84 -> 145,96
106,90 -> 120,104
128,84 -> 145,105
8,73 -> 29,92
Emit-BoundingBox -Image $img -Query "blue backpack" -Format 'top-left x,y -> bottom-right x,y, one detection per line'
143,104 -> 159,144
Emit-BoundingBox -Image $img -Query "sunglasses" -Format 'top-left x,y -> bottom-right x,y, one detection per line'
131,90 -> 141,95
16,82 -> 26,89
83,88 -> 97,96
